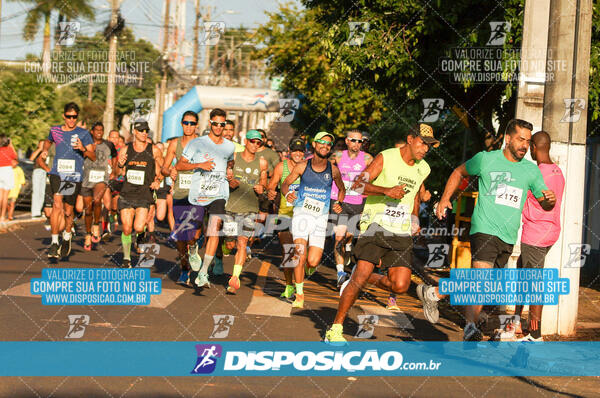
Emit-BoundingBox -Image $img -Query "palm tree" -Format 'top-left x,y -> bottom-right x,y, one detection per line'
16,0 -> 95,77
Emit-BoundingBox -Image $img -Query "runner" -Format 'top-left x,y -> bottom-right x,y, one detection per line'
513,131 -> 565,341
162,110 -> 205,285
281,132 -> 345,308
107,129 -> 125,234
37,103 -> 95,258
80,122 -> 117,250
256,129 -> 281,218
116,119 -> 164,268
266,137 -> 305,299
147,141 -> 172,244
329,130 -> 373,287
175,108 -> 235,288
0,135 -> 17,224
223,130 -> 268,293
324,124 -> 438,342
223,120 -> 244,153
429,119 -> 556,341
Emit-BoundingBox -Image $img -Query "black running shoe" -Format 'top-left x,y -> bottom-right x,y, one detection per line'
48,243 -> 60,258
60,238 -> 72,257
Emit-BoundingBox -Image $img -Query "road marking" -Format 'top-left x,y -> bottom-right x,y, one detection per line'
245,261 -> 292,318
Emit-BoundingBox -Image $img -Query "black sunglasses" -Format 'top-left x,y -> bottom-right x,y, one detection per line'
210,121 -> 226,127
182,121 -> 198,126
348,138 -> 364,143
64,114 -> 78,119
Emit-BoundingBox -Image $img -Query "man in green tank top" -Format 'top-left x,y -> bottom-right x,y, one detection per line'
325,124 -> 439,343
223,130 -> 268,294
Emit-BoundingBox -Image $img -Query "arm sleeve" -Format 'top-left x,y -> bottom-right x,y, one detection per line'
465,151 -> 485,176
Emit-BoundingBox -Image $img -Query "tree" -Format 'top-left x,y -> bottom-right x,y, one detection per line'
16,0 -> 95,77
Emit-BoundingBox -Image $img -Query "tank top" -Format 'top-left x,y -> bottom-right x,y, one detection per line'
294,159 -> 333,216
225,152 -> 262,214
120,142 -> 155,201
82,140 -> 115,188
331,150 -> 367,205
172,138 -> 194,200
278,159 -> 300,217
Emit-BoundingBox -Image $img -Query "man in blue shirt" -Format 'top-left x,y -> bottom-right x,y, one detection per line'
37,102 -> 95,259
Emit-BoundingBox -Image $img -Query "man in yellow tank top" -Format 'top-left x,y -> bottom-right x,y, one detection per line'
325,124 -> 439,343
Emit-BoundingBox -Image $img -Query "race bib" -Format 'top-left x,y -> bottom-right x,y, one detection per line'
126,169 -> 145,185
495,184 -> 523,209
383,203 -> 409,225
179,174 -> 192,189
302,197 -> 325,215
57,159 -> 75,173
223,221 -> 238,237
88,170 -> 105,183
197,175 -> 219,197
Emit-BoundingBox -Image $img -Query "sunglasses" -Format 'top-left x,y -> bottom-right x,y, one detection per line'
64,114 -> 78,119
137,129 -> 149,133
210,121 -> 226,127
348,138 -> 364,143
182,121 -> 198,126
314,139 -> 333,146
248,139 -> 264,146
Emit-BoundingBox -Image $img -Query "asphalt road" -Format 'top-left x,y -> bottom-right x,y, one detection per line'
0,222 -> 598,397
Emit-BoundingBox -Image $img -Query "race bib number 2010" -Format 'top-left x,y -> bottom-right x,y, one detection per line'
302,197 -> 325,215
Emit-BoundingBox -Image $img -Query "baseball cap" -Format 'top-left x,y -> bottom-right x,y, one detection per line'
412,123 -> 440,148
289,138 -> 305,152
246,129 -> 263,141
133,119 -> 149,132
314,131 -> 334,142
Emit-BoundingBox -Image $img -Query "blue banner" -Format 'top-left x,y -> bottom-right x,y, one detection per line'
0,342 -> 598,376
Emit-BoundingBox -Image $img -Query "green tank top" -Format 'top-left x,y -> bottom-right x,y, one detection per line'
360,148 -> 430,235
225,152 -> 262,214
172,138 -> 194,200
278,159 -> 300,216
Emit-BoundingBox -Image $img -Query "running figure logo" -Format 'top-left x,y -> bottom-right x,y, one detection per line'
419,99 -> 445,123
426,244 -> 449,268
487,171 -> 512,196
355,315 -> 378,338
65,315 -> 89,338
565,243 -> 591,268
132,98 -> 155,121
191,344 -> 223,374
487,22 -> 510,46
58,180 -> 77,196
58,22 -> 80,46
560,99 -> 586,123
276,99 -> 299,122
136,243 -> 160,268
210,315 -> 235,338
347,22 -> 370,46
281,243 -> 302,269
201,22 -> 225,46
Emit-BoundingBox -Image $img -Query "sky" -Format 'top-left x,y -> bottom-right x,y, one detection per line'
0,0 -> 299,61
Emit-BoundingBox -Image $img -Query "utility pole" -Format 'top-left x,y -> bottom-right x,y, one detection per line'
157,0 -> 171,142
203,6 -> 212,81
192,0 -> 200,78
103,0 -> 119,134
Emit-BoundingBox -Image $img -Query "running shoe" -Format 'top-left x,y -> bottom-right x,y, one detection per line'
195,272 -> 211,288
280,285 -> 295,299
177,270 -> 190,286
101,231 -> 111,241
228,275 -> 241,291
91,227 -> 101,243
421,285 -> 440,324
48,243 -> 60,258
84,235 -> 92,251
386,295 -> 400,311
336,271 -> 349,288
60,237 -> 72,257
188,247 -> 203,272
324,324 -> 347,343
211,257 -> 224,275
517,333 -> 543,342
122,258 -> 131,268
463,322 -> 483,342
292,293 -> 304,308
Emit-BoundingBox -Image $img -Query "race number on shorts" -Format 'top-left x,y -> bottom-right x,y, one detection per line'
57,159 -> 75,173
495,184 -> 522,209
88,170 -> 105,183
126,169 -> 145,185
